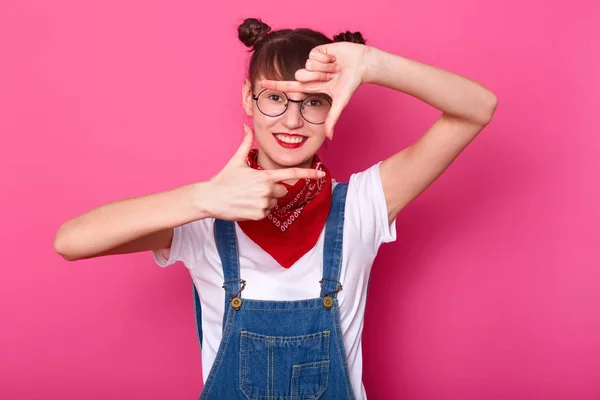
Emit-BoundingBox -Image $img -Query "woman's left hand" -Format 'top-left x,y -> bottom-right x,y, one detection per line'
259,42 -> 372,139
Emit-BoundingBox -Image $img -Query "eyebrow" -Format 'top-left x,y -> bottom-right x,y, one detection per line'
264,89 -> 327,97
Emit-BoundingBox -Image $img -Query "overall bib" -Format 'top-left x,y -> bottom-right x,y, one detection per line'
193,183 -> 355,399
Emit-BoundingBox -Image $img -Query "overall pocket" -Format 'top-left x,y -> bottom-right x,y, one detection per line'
240,330 -> 330,400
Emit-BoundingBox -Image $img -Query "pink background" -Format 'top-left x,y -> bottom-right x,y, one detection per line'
1,0 -> 599,399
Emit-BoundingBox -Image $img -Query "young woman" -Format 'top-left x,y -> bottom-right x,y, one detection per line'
54,17 -> 497,400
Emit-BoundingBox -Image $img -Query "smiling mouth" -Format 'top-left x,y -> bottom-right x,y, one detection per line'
273,133 -> 308,148
273,133 -> 308,144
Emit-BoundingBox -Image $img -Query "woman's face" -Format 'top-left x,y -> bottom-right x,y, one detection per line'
242,78 -> 327,170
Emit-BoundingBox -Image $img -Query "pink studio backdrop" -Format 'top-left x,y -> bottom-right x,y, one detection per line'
1,1 -> 599,399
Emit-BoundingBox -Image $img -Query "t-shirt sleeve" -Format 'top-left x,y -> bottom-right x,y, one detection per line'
151,222 -> 195,268
345,161 -> 397,254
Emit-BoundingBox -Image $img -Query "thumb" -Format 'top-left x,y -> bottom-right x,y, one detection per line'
230,125 -> 255,165
325,95 -> 349,139
309,44 -> 336,64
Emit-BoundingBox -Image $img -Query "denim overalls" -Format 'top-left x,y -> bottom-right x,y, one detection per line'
192,183 -> 355,399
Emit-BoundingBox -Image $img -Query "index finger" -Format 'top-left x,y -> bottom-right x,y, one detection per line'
259,79 -> 306,92
265,168 -> 326,182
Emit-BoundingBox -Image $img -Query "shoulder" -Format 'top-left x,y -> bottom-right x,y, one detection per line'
332,161 -> 384,198
335,161 -> 397,252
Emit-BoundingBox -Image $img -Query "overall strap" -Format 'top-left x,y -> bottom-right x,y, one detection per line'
320,182 -> 349,300
192,219 -> 243,356
192,283 -> 203,351
214,219 -> 243,326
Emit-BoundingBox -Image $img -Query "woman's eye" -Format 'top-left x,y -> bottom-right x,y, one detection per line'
269,95 -> 283,101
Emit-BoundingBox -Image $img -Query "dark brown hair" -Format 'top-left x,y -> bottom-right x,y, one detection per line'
238,18 -> 366,88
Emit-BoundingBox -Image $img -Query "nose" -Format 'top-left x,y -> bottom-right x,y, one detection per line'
281,100 -> 304,129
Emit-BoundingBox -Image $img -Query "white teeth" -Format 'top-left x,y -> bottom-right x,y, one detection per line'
276,134 -> 304,144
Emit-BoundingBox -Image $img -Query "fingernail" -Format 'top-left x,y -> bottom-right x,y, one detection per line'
318,171 -> 326,177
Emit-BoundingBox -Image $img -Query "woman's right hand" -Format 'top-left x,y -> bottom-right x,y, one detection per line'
202,125 -> 325,221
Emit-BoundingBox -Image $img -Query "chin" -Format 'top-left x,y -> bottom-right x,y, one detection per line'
275,153 -> 314,167
267,146 -> 317,168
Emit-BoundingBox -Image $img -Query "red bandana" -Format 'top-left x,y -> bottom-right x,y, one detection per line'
237,149 -> 332,268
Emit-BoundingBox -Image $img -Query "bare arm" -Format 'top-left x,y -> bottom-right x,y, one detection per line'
362,47 -> 498,224
53,182 -> 211,261
53,126 -> 324,262
258,44 -> 497,225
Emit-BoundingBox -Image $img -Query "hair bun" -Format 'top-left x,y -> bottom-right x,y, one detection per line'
238,18 -> 272,48
333,31 -> 366,45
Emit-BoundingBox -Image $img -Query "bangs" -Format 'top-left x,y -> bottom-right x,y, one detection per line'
268,45 -> 310,81
249,29 -> 331,85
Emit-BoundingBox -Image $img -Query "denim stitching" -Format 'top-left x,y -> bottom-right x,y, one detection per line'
331,193 -> 356,400
200,304 -> 236,398
267,338 -> 271,397
241,306 -> 323,311
239,331 -> 331,399
201,224 -> 234,398
241,331 -> 330,342
270,337 -> 274,398
291,360 -> 330,399
240,332 -> 249,399
209,184 -> 352,399
332,301 -> 355,400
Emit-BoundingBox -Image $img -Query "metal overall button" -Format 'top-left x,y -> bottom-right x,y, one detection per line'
322,296 -> 334,310
222,279 -> 246,311
231,297 -> 242,310
319,278 -> 342,310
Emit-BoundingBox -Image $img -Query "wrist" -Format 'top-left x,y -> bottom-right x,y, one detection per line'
362,46 -> 388,85
189,180 -> 214,220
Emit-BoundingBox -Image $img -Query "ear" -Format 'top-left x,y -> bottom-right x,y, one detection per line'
242,79 -> 253,117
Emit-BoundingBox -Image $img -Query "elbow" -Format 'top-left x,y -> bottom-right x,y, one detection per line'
479,91 -> 498,126
53,224 -> 78,262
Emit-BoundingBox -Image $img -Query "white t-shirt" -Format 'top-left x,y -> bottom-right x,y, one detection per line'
152,162 -> 397,400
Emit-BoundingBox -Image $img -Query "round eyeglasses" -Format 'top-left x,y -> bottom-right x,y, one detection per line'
252,89 -> 332,125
